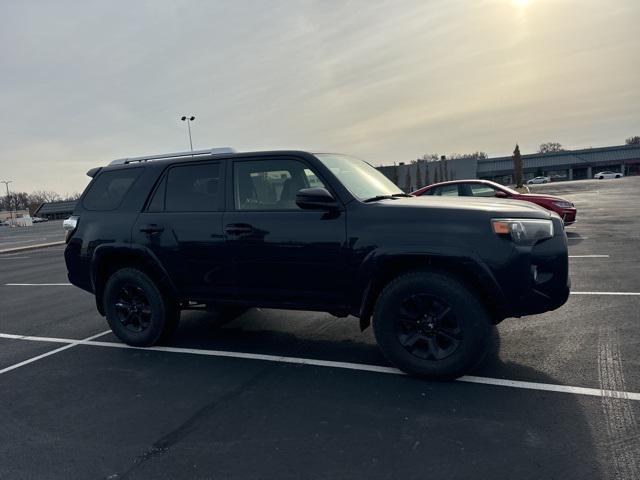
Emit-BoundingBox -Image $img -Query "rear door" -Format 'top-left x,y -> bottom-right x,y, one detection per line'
132,161 -> 233,301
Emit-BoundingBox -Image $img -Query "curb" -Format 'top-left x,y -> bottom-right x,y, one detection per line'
0,241 -> 66,255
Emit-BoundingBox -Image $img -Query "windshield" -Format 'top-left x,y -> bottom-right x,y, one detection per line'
314,154 -> 403,200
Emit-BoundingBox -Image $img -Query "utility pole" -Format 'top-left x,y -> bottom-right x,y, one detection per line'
1,180 -> 14,224
180,115 -> 196,151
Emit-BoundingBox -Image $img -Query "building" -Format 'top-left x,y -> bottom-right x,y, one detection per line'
0,209 -> 30,222
377,143 -> 640,190
33,201 -> 77,220
478,144 -> 640,184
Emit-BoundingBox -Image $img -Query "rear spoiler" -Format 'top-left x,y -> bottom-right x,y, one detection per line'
87,167 -> 102,178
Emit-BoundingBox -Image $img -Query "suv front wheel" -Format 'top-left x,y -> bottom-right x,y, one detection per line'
373,271 -> 491,379
104,268 -> 179,347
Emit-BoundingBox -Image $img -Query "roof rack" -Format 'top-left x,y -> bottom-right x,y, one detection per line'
108,147 -> 236,166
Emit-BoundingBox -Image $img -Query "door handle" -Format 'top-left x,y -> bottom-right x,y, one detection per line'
224,223 -> 254,235
139,224 -> 164,234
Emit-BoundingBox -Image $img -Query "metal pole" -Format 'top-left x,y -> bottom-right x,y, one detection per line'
187,119 -> 193,152
1,180 -> 13,224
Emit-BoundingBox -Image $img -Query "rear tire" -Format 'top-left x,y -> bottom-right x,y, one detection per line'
103,268 -> 179,347
372,271 -> 491,379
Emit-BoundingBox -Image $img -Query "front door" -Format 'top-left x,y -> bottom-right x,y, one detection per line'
223,157 -> 348,308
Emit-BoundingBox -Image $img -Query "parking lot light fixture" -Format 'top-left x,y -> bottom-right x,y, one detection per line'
1,180 -> 14,223
180,115 -> 196,152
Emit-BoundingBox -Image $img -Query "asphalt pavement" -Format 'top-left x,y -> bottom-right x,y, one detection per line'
0,178 -> 639,479
0,220 -> 65,250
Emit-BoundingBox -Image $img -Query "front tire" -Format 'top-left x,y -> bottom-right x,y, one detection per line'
372,271 -> 491,379
103,268 -> 179,347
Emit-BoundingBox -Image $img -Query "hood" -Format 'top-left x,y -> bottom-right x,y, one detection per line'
518,193 -> 568,202
375,195 -> 552,218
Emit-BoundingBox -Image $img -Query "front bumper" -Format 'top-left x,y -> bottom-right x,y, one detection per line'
496,223 -> 570,318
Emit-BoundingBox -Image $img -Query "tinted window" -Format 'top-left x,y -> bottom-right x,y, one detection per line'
469,184 -> 497,197
165,163 -> 221,212
83,168 -> 142,211
433,184 -> 459,196
147,176 -> 167,212
234,159 -> 325,210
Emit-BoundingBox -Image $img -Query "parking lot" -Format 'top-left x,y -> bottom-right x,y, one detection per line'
0,220 -> 65,252
1,177 -> 639,479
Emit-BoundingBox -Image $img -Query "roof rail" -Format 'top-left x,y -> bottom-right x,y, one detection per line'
108,147 -> 236,166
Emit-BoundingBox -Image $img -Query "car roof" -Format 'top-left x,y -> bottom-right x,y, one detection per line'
90,149 -> 320,177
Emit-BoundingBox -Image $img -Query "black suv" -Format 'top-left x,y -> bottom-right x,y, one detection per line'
65,149 -> 570,378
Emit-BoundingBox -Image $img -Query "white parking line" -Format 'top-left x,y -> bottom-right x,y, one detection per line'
4,283 -> 72,286
1,331 -> 639,401
0,330 -> 111,375
572,292 -> 640,296
569,255 -> 610,258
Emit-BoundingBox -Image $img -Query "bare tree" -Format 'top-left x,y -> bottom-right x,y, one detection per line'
625,136 -> 640,145
448,151 -> 488,160
513,144 -> 523,188
538,142 -> 564,154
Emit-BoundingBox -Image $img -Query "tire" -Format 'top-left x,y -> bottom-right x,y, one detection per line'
372,271 -> 491,379
103,268 -> 179,347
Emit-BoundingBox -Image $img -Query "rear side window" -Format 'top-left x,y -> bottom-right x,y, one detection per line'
82,168 -> 142,211
164,163 -> 221,212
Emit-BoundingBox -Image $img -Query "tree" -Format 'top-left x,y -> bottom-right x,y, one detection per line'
448,151 -> 488,160
538,142 -> 564,154
513,144 -> 523,188
404,166 -> 412,192
625,136 -> 640,145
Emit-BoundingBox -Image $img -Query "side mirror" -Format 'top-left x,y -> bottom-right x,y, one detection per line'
296,188 -> 339,210
495,191 -> 509,199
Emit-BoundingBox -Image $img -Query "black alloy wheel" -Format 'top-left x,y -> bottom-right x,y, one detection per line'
114,283 -> 152,333
396,294 -> 461,361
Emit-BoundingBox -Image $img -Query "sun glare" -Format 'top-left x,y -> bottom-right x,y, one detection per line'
512,0 -> 531,7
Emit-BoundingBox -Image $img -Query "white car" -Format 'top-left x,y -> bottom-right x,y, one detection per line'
594,171 -> 623,179
527,176 -> 551,185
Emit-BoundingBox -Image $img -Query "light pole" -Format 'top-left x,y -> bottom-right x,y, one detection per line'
1,180 -> 13,224
180,115 -> 196,151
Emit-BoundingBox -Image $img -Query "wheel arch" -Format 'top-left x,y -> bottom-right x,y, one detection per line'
357,253 -> 508,331
91,245 -> 180,316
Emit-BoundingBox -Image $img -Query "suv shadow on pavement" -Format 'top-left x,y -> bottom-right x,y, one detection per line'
111,309 -> 603,480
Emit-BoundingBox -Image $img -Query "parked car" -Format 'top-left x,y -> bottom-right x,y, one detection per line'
411,179 -> 577,225
65,149 -> 570,379
32,216 -> 48,223
527,176 -> 551,184
594,171 -> 623,179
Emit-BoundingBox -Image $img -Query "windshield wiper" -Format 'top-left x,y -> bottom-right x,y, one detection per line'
391,193 -> 413,198
363,195 -> 396,203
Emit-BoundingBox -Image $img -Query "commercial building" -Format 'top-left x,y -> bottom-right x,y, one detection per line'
377,143 -> 640,191
33,201 -> 77,220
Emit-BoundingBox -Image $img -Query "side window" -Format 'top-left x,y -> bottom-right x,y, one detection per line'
469,184 -> 497,197
146,176 -> 167,212
434,184 -> 459,196
234,159 -> 325,210
164,163 -> 221,212
83,168 -> 142,211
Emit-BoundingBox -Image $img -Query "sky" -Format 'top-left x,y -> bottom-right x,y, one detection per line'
1,0 -> 638,194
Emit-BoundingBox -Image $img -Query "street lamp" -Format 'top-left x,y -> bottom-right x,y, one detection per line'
180,115 -> 196,152
1,180 -> 14,224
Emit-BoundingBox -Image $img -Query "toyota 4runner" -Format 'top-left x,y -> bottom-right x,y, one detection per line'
64,149 -> 570,378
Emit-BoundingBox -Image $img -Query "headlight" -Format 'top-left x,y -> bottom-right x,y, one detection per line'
492,218 -> 554,245
553,201 -> 573,208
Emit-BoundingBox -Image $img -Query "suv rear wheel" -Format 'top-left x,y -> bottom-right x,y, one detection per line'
104,268 -> 179,346
373,271 -> 490,379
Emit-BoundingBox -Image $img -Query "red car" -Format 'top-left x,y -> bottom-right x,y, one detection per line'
412,179 -> 577,225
